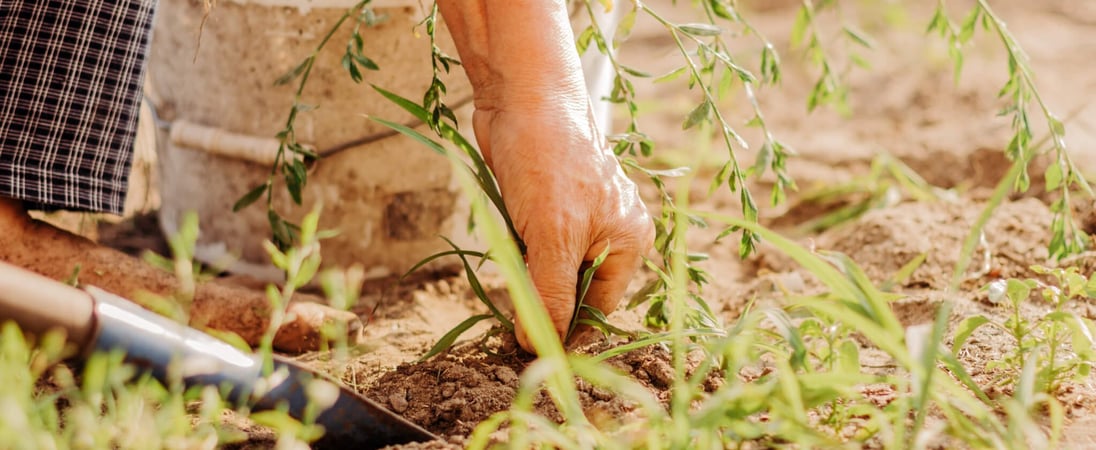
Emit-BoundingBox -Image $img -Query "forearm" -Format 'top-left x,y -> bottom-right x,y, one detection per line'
436,0 -> 589,112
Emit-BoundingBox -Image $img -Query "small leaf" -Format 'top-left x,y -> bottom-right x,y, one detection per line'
269,210 -> 293,249
1048,115 -> 1066,137
790,6 -> 811,47
613,8 -> 638,49
369,117 -> 447,156
883,252 -> 927,291
352,52 -> 379,71
577,305 -> 634,338
683,101 -> 711,130
654,66 -> 688,84
576,26 -> 595,55
372,85 -> 431,123
274,58 -> 310,86
569,244 -> 612,339
842,26 -> 874,49
620,65 -> 651,78
286,175 -> 302,204
678,23 -> 722,37
952,314 -> 989,355
233,184 -> 267,212
342,53 -> 363,83
1006,278 -> 1033,306
958,7 -> 981,43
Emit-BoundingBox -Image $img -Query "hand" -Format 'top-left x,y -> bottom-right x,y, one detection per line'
437,0 -> 653,352
472,104 -> 653,352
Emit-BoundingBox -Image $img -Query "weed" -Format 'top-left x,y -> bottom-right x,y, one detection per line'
956,265 -> 1096,394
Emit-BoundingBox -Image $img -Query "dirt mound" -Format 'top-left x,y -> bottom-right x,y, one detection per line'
755,198 -> 1054,291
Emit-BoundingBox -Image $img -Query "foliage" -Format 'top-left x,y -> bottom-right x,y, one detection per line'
7,0 -> 1090,448
0,205 -> 357,448
929,0 -> 1092,275
957,266 -> 1096,394
232,0 -> 382,251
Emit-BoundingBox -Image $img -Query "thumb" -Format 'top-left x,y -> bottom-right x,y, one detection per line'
514,241 -> 582,353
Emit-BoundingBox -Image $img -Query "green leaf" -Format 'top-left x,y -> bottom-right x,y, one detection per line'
683,101 -> 711,130
838,339 -> 861,373
790,6 -> 810,47
577,305 -> 635,339
614,8 -> 637,49
1045,162 -> 1064,192
368,117 -> 447,156
958,7 -> 981,43
269,210 -> 293,249
274,58 -> 310,86
678,23 -> 722,37
233,184 -> 267,212
842,26 -> 874,49
401,248 -> 486,280
419,314 -> 495,361
576,26 -> 595,55
1048,114 -> 1066,137
440,237 -> 513,330
1006,278 -> 1033,306
926,7 -> 947,35
352,52 -> 379,71
568,244 -> 612,339
952,314 -> 989,355
654,66 -> 688,84
342,53 -> 362,83
620,65 -> 651,78
372,85 -> 432,126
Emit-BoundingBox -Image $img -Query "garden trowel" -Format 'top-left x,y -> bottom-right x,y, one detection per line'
0,261 -> 437,449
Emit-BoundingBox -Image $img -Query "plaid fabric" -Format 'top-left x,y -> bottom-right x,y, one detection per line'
0,0 -> 156,214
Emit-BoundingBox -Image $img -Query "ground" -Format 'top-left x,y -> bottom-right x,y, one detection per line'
91,0 -> 1096,448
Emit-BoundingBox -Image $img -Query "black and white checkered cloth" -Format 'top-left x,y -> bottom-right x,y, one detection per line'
0,0 -> 155,214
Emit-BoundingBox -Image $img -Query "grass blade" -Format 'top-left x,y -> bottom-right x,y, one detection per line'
418,314 -> 495,361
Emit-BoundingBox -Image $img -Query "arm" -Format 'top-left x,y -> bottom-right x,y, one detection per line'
437,0 -> 654,352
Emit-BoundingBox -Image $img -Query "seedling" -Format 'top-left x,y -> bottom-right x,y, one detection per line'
955,265 -> 1096,394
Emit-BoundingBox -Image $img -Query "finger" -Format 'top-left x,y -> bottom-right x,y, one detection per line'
516,235 -> 584,353
578,242 -> 645,321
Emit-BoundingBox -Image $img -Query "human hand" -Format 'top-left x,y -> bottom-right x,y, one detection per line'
436,0 -> 653,352
472,104 -> 654,352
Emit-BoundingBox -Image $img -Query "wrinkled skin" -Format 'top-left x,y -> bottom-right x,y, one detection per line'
438,0 -> 654,352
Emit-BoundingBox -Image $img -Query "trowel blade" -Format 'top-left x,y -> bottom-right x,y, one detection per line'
264,355 -> 439,449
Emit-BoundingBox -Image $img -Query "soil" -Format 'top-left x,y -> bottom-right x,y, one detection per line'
90,0 -> 1096,448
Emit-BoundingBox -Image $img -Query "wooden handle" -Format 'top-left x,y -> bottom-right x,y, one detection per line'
0,262 -> 96,349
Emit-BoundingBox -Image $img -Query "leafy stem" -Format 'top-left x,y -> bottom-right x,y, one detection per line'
576,1 -> 650,157
929,0 -> 1092,260
643,5 -> 763,256
233,0 -> 380,250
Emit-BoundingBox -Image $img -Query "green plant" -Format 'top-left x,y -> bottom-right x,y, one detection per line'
955,266 -> 1096,394
232,0 -> 382,251
0,323 -> 250,449
930,0 -> 1092,284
